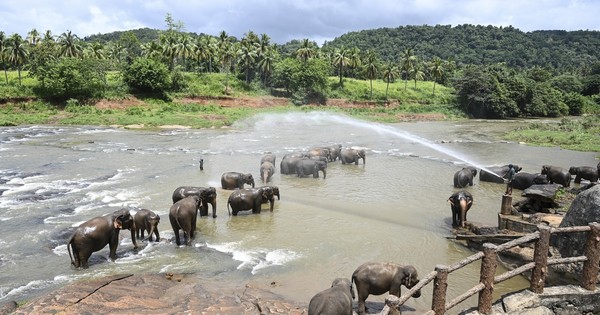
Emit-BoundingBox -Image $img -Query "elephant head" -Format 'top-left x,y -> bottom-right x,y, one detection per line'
200,187 -> 218,218
242,173 -> 255,188
260,186 -> 275,212
401,265 -> 421,298
355,149 -> 366,164
113,208 -> 138,248
314,160 -> 327,179
448,191 -> 473,228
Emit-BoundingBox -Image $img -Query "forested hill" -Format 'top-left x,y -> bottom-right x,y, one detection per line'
322,24 -> 600,71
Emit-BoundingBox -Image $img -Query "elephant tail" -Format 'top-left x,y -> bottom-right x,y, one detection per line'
174,206 -> 184,230
227,200 -> 231,216
351,276 -> 356,300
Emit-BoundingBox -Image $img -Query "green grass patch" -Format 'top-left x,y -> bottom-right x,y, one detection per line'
505,116 -> 600,152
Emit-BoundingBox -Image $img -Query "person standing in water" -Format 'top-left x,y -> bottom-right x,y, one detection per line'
504,164 -> 516,195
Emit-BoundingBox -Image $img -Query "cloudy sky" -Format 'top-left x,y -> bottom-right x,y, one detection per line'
0,0 -> 598,45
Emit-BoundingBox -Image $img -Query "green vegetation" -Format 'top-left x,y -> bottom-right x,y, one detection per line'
505,116 -> 600,152
1,15 -> 599,152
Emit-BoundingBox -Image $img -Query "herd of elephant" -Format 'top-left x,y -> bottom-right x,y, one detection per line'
66,144 -> 367,269
448,161 -> 600,229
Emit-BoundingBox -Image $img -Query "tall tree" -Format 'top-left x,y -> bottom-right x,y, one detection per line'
84,42 -> 106,59
257,46 -> 278,87
220,42 -> 237,93
348,47 -> 361,78
332,46 -> 350,87
429,56 -> 444,95
296,39 -> 315,63
382,62 -> 399,99
27,28 -> 40,46
0,32 -> 8,84
238,39 -> 258,83
141,41 -> 163,61
364,50 -> 379,99
400,48 -> 415,91
58,30 -> 82,58
6,33 -> 29,85
411,59 -> 425,89
176,33 -> 195,70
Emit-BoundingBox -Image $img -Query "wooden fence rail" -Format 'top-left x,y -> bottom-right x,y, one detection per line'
379,222 -> 600,315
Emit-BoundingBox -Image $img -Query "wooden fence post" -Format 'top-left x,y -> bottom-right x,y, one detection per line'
500,195 -> 512,215
432,265 -> 449,315
530,225 -> 551,293
478,243 -> 497,314
581,222 -> 600,290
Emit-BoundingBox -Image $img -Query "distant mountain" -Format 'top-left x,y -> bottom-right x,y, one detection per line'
322,24 -> 600,70
83,28 -> 161,44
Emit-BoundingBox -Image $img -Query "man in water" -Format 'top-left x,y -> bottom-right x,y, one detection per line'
504,164 -> 516,195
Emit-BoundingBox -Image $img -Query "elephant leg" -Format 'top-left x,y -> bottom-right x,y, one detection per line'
153,229 -> 160,242
575,175 -> 581,184
357,290 -> 369,315
173,227 -> 181,246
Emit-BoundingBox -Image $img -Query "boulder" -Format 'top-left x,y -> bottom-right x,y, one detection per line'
553,184 -> 600,258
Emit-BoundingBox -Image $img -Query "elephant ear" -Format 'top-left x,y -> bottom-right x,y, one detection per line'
114,216 -> 123,229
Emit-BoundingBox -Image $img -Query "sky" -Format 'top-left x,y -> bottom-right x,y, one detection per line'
1,0 -> 598,45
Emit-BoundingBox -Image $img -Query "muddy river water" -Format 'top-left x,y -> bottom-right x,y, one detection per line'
0,112 -> 597,313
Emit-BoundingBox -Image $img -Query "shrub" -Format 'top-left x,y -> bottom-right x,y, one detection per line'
122,57 -> 171,93
32,58 -> 107,101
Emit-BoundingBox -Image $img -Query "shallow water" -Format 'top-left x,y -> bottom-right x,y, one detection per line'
0,113 -> 597,313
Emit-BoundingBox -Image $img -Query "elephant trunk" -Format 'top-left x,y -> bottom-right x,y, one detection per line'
250,179 -> 255,188
459,198 -> 468,227
269,199 -> 274,212
146,223 -> 155,242
322,168 -> 326,179
211,199 -> 217,218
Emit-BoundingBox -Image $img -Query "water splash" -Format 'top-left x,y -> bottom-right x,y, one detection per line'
251,111 -> 498,174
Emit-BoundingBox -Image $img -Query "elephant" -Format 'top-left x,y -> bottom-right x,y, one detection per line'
133,209 -> 160,242
227,186 -> 275,216
569,166 -> 599,184
172,186 -> 217,218
326,144 -> 342,162
260,161 -> 275,183
352,262 -> 421,315
280,153 -> 305,174
296,159 -> 327,179
453,166 -> 477,188
308,278 -> 354,315
221,172 -> 255,190
447,190 -> 474,228
308,147 -> 332,161
510,172 -> 549,190
340,148 -> 366,165
67,208 -> 137,268
261,185 -> 280,202
260,152 -> 276,166
479,164 -> 522,183
541,165 -> 571,187
169,195 -> 202,246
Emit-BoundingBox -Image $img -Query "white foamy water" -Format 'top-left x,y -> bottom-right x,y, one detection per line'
206,242 -> 300,274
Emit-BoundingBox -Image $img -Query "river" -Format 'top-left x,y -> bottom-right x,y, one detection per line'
0,112 -> 597,313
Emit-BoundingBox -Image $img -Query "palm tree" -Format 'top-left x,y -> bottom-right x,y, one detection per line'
429,57 -> 444,95
237,40 -> 258,83
106,42 -> 126,63
296,39 -> 315,63
400,48 -> 415,91
141,41 -> 162,60
257,46 -> 278,87
220,42 -> 237,93
42,30 -> 55,44
348,47 -> 361,78
364,50 -> 378,99
332,46 -> 350,87
84,42 -> 105,59
0,31 -> 8,84
160,33 -> 178,70
382,62 -> 399,99
411,59 -> 425,89
175,34 -> 195,70
58,30 -> 82,58
27,28 -> 40,46
258,34 -> 271,58
6,34 -> 29,85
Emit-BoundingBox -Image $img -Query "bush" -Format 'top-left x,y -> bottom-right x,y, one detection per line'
123,57 -> 171,93
32,58 -> 107,101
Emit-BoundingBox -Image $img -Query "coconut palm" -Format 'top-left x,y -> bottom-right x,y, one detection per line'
348,47 -> 361,78
296,38 -> 315,63
42,30 -> 55,44
237,40 -> 258,83
429,56 -> 444,95
0,31 -> 8,84
257,33 -> 271,58
364,50 -> 379,99
176,34 -> 195,70
160,33 -> 178,70
332,46 -> 350,87
220,42 -> 237,93
411,59 -> 425,89
27,28 -> 40,46
382,62 -> 399,99
6,33 -> 29,85
257,46 -> 278,87
58,30 -> 82,58
84,42 -> 105,59
106,42 -> 126,63
400,48 -> 415,91
141,41 -> 163,61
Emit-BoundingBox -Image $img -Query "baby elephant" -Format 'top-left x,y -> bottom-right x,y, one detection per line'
134,209 -> 160,242
308,278 -> 354,315
352,262 -> 421,315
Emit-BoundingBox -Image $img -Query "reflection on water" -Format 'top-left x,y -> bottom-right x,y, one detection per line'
0,114 -> 597,313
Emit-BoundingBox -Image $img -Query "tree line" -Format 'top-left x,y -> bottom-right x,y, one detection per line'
1,14 -> 599,118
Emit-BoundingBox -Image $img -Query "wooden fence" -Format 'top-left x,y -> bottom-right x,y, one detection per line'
378,222 -> 600,315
